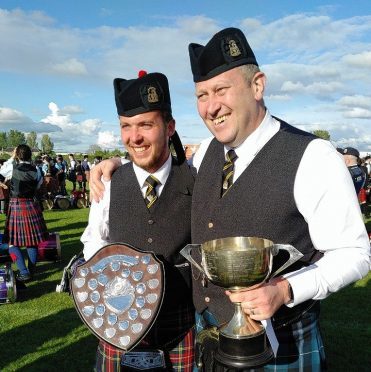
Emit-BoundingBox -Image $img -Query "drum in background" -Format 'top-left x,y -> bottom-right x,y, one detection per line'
54,195 -> 70,210
38,232 -> 61,262
75,197 -> 88,209
0,262 -> 17,304
42,197 -> 54,210
71,190 -> 88,209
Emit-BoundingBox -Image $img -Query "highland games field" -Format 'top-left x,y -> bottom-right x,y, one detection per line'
0,207 -> 370,371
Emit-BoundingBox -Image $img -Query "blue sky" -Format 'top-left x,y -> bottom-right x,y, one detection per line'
1,0 -> 371,153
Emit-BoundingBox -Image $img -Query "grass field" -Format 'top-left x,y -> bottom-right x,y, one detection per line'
0,204 -> 370,371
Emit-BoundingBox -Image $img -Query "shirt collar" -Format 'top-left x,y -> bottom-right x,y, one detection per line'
133,154 -> 172,188
225,110 -> 280,165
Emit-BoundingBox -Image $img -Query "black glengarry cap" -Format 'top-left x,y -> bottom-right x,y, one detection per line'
114,70 -> 172,117
343,147 -> 360,158
189,27 -> 259,82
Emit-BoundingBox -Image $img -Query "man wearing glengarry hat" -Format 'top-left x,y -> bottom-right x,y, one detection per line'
188,28 -> 369,370
341,146 -> 366,195
81,71 -> 195,371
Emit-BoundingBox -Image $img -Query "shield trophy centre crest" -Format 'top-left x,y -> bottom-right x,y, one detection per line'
71,243 -> 164,351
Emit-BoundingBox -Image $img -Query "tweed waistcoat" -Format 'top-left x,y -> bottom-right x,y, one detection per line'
109,159 -> 195,342
192,120 -> 320,326
10,163 -> 38,198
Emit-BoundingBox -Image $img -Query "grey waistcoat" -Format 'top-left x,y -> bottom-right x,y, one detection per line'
109,159 -> 195,344
192,120 -> 321,327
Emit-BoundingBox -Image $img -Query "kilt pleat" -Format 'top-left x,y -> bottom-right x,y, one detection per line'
95,303 -> 195,371
265,310 -> 326,371
196,304 -> 326,371
5,198 -> 48,247
96,327 -> 195,372
168,326 -> 195,371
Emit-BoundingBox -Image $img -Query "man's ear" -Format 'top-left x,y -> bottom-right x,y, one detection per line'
167,119 -> 176,137
252,72 -> 266,100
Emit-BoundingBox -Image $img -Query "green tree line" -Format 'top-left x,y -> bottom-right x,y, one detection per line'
0,130 -> 54,153
0,130 -> 126,161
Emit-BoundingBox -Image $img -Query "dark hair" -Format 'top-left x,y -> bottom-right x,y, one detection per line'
16,144 -> 32,161
161,110 -> 174,124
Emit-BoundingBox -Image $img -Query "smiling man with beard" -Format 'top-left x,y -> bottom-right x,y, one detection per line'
81,71 -> 195,371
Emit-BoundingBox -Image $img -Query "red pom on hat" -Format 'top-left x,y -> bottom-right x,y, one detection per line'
138,70 -> 147,78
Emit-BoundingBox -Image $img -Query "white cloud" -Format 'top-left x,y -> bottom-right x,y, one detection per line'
176,16 -> 219,36
342,108 -> 371,119
80,119 -> 102,135
337,95 -> 371,109
336,95 -> 371,119
243,14 -> 371,57
0,102 -> 117,153
59,105 -> 85,115
342,51 -> 371,68
50,58 -> 88,75
281,80 -> 344,95
0,107 -> 60,133
0,9 -> 85,75
39,102 -> 105,151
266,94 -> 291,101
97,131 -> 120,149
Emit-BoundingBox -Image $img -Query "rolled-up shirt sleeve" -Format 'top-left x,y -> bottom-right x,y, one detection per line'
285,139 -> 370,306
81,178 -> 111,260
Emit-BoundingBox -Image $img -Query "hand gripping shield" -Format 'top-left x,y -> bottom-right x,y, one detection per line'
71,243 -> 164,351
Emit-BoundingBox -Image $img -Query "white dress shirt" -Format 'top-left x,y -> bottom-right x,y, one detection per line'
0,157 -> 43,189
193,111 -> 370,306
81,154 -> 173,260
0,157 -> 15,179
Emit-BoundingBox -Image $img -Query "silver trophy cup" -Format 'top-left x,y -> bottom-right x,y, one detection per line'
180,236 -> 303,368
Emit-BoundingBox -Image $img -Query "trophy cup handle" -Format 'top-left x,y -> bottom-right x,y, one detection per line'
269,244 -> 303,279
180,244 -> 204,274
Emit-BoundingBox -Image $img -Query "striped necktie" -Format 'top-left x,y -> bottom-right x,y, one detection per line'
222,149 -> 238,197
144,175 -> 160,208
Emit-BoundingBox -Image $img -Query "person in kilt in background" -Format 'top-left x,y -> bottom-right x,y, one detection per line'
81,70 -> 195,371
0,144 -> 48,282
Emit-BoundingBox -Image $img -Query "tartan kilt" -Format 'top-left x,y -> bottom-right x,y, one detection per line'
4,198 -> 48,247
196,303 -> 326,371
95,304 -> 195,371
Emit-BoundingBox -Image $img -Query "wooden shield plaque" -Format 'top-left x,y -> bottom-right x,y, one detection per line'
71,243 -> 164,351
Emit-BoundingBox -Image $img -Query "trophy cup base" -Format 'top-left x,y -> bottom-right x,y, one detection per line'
214,331 -> 274,369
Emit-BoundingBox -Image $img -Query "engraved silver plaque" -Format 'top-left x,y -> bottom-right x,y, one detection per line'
71,243 -> 164,351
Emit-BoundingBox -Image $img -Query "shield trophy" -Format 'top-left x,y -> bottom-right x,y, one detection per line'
71,243 -> 164,351
181,236 -> 303,369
